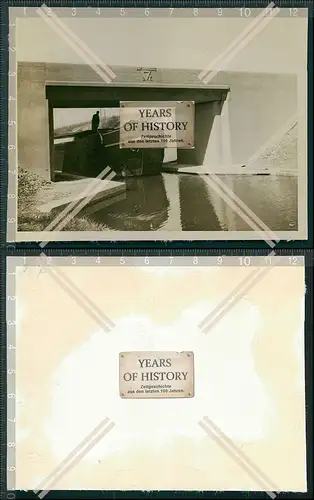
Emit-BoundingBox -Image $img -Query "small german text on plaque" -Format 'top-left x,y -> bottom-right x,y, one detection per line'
119,351 -> 195,399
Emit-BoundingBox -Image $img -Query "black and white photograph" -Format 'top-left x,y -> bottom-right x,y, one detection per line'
9,6 -> 308,241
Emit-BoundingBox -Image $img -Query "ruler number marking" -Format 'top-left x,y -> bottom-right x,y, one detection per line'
239,257 -> 251,266
289,8 -> 298,16
289,256 -> 298,265
240,8 -> 251,17
265,255 -> 272,265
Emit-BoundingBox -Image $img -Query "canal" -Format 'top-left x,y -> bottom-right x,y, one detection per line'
87,173 -> 298,232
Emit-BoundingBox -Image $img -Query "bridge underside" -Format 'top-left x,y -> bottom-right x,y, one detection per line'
46,85 -> 230,180
17,62 -> 299,183
45,85 -> 229,107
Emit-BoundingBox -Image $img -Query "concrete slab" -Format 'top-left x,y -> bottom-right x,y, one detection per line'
37,178 -> 126,214
162,164 -> 245,174
162,164 -> 182,173
161,164 -> 297,176
54,171 -> 87,181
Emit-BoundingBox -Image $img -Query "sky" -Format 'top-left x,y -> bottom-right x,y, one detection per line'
15,9 -> 308,74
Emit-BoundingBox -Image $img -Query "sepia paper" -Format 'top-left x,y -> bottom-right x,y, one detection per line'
11,259 -> 307,492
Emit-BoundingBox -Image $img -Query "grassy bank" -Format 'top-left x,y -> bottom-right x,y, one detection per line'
18,168 -> 105,232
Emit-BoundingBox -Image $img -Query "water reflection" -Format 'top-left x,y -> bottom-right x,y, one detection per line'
90,175 -> 169,231
178,175 -> 221,231
88,173 -> 298,232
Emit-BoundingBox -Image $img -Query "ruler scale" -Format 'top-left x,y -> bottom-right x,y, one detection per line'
4,246 -> 314,260
7,6 -> 17,244
6,259 -> 17,492
5,2 -> 313,13
4,251 -> 312,267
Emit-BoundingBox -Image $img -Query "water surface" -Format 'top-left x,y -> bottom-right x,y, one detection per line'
88,173 -> 298,232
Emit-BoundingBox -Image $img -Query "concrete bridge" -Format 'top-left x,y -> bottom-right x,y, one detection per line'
17,62 -> 297,182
